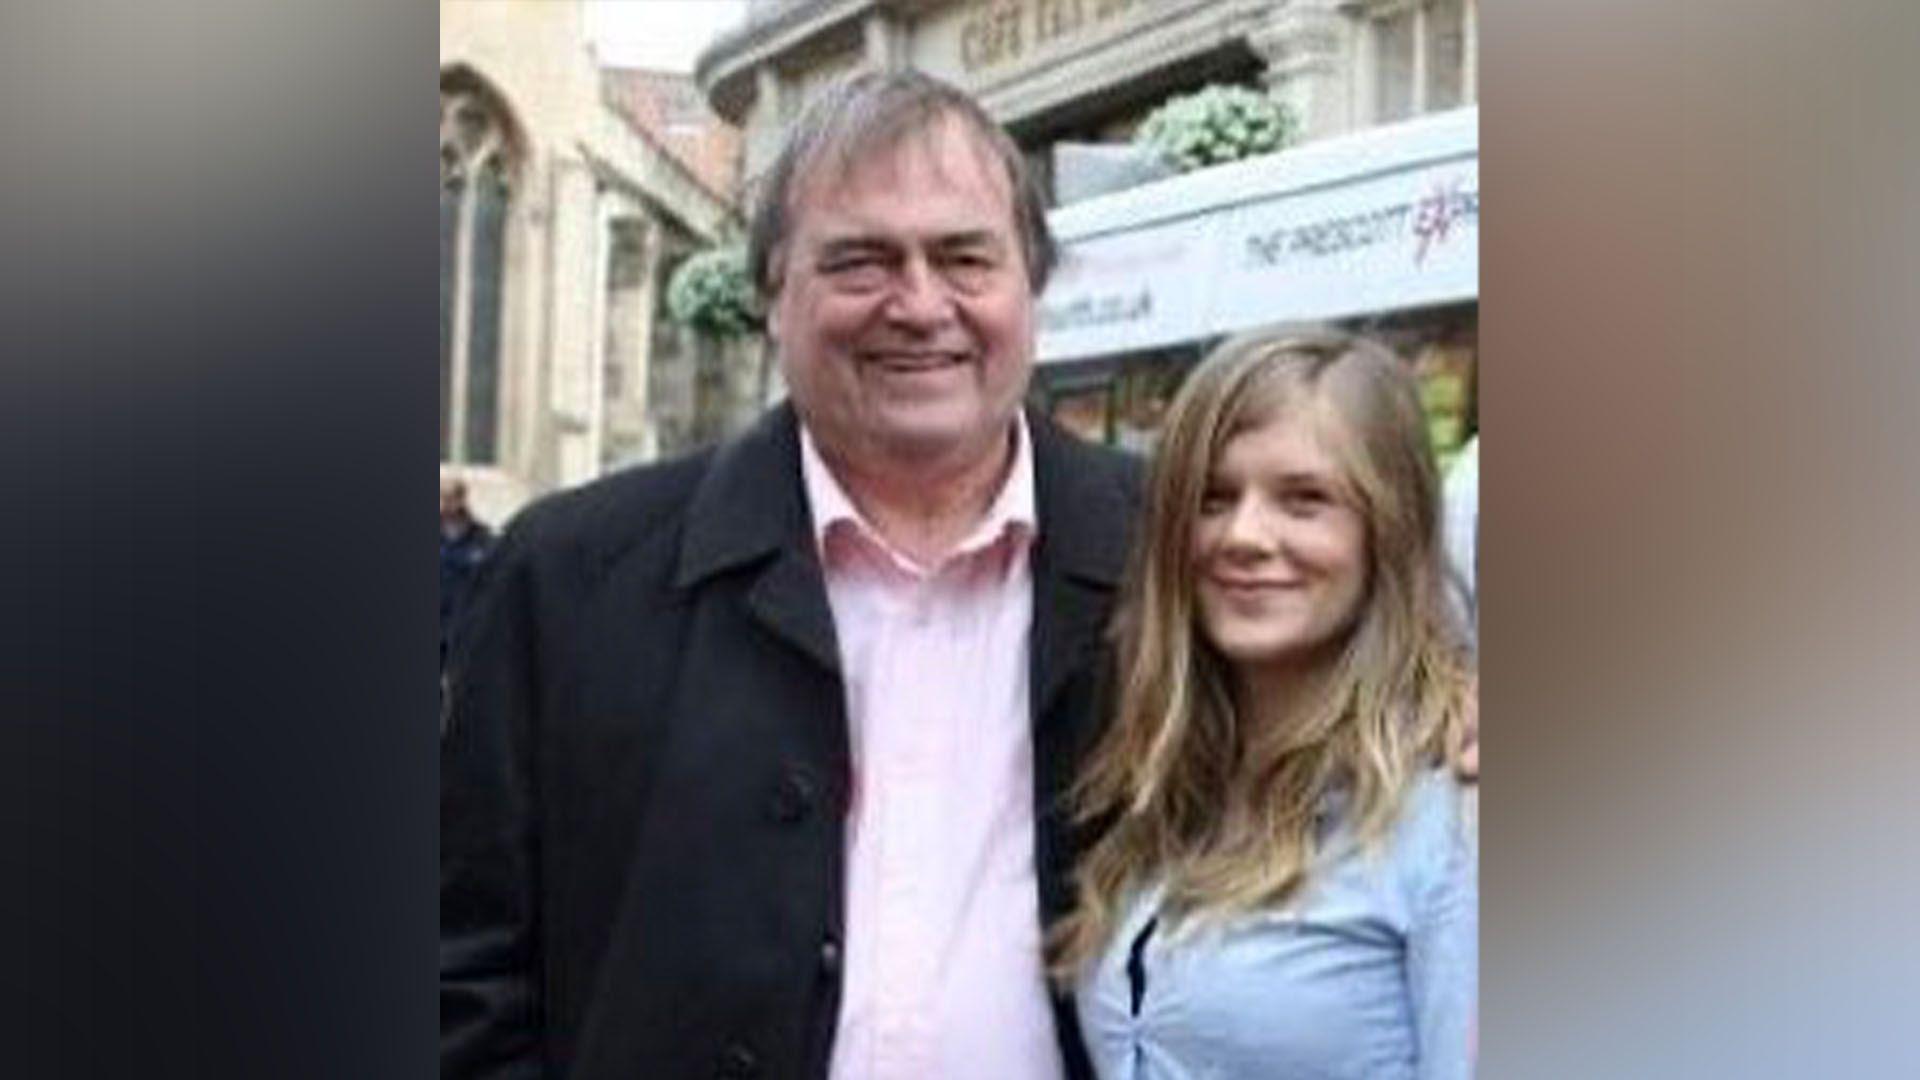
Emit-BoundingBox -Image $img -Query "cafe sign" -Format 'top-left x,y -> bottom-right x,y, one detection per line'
961,0 -> 1145,73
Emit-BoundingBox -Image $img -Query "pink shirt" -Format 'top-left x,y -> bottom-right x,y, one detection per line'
800,419 -> 1065,1080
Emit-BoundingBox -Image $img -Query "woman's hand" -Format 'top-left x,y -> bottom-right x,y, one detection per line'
1456,678 -> 1479,782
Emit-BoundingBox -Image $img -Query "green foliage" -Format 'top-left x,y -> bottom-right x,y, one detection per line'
1134,85 -> 1299,173
666,245 -> 761,341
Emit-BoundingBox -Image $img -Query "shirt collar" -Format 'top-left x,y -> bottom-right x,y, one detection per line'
799,413 -> 1038,573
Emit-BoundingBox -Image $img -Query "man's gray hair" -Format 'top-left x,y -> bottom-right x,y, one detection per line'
745,68 -> 1057,301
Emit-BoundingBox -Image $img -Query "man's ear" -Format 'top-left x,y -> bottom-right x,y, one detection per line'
759,257 -> 782,343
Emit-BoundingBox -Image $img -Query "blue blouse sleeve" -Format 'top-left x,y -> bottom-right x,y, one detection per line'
1402,774 -> 1479,1080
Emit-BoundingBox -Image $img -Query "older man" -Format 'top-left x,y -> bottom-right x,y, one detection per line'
441,71 -> 1139,1080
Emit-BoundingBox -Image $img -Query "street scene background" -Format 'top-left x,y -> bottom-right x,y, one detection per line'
440,0 -> 1479,531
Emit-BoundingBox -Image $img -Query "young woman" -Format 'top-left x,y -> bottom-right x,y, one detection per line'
1056,328 -> 1478,1080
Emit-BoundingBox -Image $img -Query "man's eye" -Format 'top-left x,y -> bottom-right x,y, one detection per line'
821,257 -> 888,288
940,252 -> 999,290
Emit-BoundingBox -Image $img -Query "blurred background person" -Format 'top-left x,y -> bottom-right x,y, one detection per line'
439,475 -> 494,669
1056,328 -> 1478,1080
1442,433 -> 1479,649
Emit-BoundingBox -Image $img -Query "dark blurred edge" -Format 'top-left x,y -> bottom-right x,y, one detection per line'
1484,1 -> 1920,1077
0,1 -> 434,1077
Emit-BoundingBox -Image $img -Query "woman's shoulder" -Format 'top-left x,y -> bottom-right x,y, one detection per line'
1405,767 -> 1469,817
1324,769 -> 1467,854
1389,768 -> 1477,894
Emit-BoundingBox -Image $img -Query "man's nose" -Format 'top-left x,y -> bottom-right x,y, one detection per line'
883,257 -> 955,328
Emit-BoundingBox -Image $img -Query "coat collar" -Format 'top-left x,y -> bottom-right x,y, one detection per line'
1025,407 -> 1134,720
674,403 -> 813,590
671,400 -> 1134,684
1026,405 -> 1132,592
673,405 -> 842,673
675,401 -> 1130,590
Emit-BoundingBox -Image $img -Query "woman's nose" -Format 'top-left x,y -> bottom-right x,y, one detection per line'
1219,497 -> 1276,555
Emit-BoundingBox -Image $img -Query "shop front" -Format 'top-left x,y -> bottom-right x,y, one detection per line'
1031,104 -> 1479,463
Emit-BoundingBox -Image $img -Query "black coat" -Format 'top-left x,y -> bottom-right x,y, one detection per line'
441,404 -> 1142,1079
441,518 -> 495,667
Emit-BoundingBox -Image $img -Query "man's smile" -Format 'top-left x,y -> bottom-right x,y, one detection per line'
860,349 -> 971,373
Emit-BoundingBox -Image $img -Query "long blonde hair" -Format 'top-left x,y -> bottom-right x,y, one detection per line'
1052,327 -> 1473,976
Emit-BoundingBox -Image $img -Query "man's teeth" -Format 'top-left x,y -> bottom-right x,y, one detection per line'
876,353 -> 959,370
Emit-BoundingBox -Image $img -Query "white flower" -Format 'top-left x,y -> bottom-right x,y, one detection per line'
1134,84 -> 1297,174
667,245 -> 761,341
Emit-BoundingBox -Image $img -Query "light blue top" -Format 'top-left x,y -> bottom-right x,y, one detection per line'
1074,771 -> 1477,1080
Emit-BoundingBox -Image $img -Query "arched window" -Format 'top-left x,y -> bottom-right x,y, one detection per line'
440,77 -> 515,464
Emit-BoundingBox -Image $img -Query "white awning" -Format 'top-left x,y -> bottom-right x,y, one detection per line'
1038,106 -> 1479,364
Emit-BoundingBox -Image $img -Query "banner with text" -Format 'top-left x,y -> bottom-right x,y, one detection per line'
1037,111 -> 1479,363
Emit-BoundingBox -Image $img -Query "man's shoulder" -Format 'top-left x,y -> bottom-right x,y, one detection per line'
1077,438 -> 1144,495
1028,411 -> 1146,508
1036,407 -> 1136,470
497,448 -> 719,573
1026,413 -> 1145,586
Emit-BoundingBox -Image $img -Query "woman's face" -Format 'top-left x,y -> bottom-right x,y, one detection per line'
1190,405 -> 1370,679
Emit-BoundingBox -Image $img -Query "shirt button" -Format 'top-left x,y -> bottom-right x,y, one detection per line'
819,936 -> 842,977
717,1043 -> 758,1078
768,765 -> 817,825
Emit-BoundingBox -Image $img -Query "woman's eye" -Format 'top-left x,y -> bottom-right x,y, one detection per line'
1198,490 -> 1233,515
1284,488 -> 1333,513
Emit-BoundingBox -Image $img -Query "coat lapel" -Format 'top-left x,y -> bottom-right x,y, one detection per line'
747,551 -> 841,674
670,403 -> 1134,708
675,404 -> 841,674
1027,409 -> 1137,724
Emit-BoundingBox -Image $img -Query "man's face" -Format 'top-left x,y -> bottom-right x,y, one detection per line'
769,117 -> 1035,473
440,481 -> 467,524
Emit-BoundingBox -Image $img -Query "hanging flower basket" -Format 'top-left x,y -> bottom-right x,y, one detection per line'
666,245 -> 761,341
1134,85 -> 1299,174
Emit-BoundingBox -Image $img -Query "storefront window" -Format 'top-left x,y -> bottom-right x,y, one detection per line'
1353,304 -> 1478,470
1417,342 -> 1475,469
1034,347 -> 1203,452
1110,351 -> 1196,452
1049,384 -> 1112,445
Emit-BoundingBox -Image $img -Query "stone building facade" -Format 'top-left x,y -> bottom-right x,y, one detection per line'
698,0 -> 1474,192
695,0 -> 1477,461
603,68 -> 747,200
439,0 -> 749,524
